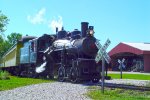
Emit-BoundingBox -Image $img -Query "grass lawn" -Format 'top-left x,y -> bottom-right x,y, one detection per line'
87,86 -> 150,100
108,73 -> 150,80
0,76 -> 54,91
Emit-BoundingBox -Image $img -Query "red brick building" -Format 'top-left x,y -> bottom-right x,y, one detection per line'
109,42 -> 150,72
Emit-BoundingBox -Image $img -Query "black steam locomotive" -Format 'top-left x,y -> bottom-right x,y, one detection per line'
0,22 -> 101,83
42,22 -> 101,83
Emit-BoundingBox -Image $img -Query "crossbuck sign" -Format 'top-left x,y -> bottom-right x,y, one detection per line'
118,58 -> 125,79
95,39 -> 111,94
95,39 -> 111,64
118,58 -> 126,69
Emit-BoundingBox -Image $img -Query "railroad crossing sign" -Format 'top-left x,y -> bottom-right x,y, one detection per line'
95,39 -> 111,94
118,58 -> 125,79
118,58 -> 126,69
95,39 -> 111,64
118,58 -> 125,63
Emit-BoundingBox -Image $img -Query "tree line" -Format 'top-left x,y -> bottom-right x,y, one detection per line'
0,11 -> 22,58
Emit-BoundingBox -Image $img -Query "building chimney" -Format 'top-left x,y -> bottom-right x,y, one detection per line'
81,22 -> 89,37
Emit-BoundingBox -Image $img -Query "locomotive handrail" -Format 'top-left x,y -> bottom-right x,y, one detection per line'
77,58 -> 95,61
38,50 -> 45,53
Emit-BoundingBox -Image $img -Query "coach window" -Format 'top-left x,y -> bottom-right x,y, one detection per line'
31,42 -> 34,52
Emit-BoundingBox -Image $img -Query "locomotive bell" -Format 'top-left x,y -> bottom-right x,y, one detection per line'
89,26 -> 94,30
71,29 -> 81,39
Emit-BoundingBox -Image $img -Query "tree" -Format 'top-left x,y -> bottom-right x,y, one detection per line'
0,11 -> 9,34
0,33 -> 22,58
7,32 -> 22,46
0,11 -> 22,57
0,35 -> 4,43
0,11 -> 9,57
0,35 -> 5,57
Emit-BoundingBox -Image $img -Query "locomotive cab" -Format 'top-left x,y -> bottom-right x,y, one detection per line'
20,34 -> 55,77
29,34 -> 55,65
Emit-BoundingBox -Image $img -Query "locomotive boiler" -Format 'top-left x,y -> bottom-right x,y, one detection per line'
44,22 -> 101,83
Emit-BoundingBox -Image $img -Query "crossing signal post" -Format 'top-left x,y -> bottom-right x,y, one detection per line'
95,39 -> 111,94
118,58 -> 125,79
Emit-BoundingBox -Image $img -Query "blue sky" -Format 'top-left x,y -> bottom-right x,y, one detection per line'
0,0 -> 150,51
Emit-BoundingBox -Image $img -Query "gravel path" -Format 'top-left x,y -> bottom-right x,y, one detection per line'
0,82 -> 91,100
0,79 -> 149,100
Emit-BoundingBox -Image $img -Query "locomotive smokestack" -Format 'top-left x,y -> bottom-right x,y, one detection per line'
56,27 -> 58,33
81,22 -> 89,37
62,27 -> 64,31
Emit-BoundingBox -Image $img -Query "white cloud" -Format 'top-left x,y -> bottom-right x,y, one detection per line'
27,8 -> 63,33
48,16 -> 63,33
27,8 -> 46,24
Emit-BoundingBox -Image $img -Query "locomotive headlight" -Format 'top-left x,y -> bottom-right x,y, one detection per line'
88,26 -> 94,36
89,30 -> 94,35
43,56 -> 46,61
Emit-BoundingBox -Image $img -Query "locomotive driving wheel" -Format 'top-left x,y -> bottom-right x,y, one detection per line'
70,67 -> 79,83
58,67 -> 65,82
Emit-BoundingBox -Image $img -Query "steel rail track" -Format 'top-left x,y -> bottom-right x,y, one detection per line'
84,82 -> 150,91
98,83 -> 150,91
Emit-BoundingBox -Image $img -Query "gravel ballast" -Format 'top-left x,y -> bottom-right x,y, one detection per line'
0,82 -> 90,100
105,79 -> 150,86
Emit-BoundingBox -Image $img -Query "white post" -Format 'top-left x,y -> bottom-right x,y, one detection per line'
120,62 -> 122,79
101,56 -> 105,94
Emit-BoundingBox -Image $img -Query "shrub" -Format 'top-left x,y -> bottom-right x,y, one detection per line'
0,71 -> 10,80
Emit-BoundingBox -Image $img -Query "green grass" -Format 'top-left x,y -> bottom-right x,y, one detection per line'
0,76 -> 54,91
108,73 -> 150,80
87,86 -> 150,100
